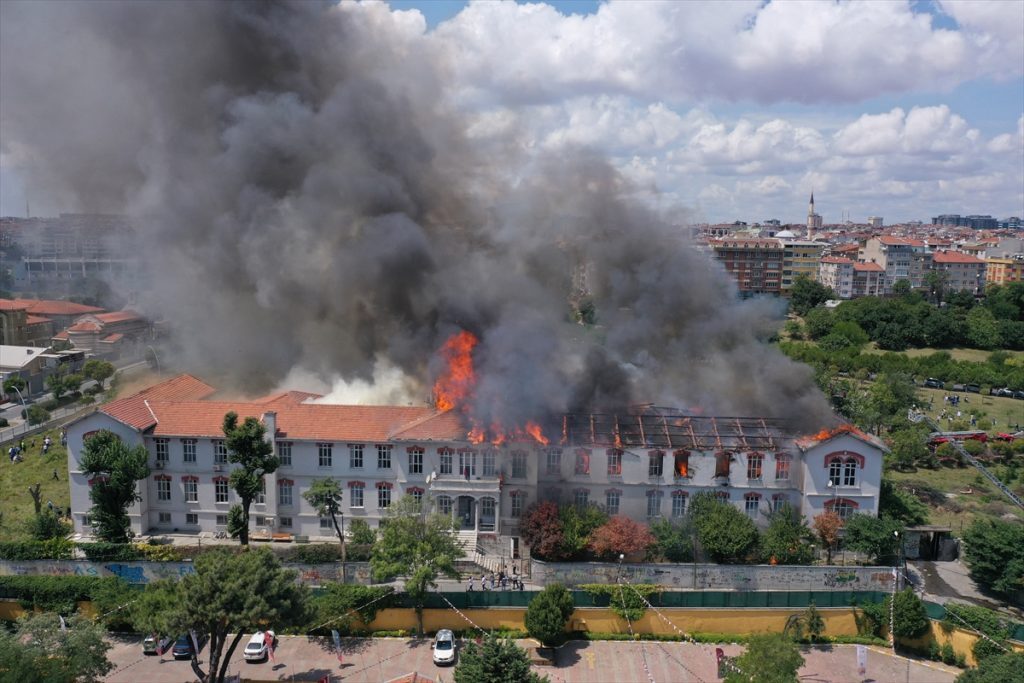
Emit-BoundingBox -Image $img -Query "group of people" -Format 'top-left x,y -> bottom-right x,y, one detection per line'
6,430 -> 65,463
467,567 -> 524,592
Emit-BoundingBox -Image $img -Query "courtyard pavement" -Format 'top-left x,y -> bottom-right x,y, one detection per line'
102,634 -> 962,682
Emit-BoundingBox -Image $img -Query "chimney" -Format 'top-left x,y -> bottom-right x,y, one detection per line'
261,411 -> 277,445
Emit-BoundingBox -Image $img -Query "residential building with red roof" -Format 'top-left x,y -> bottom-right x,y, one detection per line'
66,376 -> 886,544
931,250 -> 987,294
65,309 -> 150,355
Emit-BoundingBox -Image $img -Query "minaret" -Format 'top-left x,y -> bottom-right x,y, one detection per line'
807,190 -> 822,239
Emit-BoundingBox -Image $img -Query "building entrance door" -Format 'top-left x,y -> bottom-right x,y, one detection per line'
456,495 -> 475,530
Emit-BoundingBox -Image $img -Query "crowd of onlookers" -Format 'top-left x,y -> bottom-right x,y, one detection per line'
466,566 -> 524,591
6,429 -> 65,463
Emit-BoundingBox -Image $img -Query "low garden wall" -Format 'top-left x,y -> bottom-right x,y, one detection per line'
531,559 -> 899,591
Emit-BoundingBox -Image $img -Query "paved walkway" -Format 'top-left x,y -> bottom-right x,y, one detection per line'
103,635 -> 961,682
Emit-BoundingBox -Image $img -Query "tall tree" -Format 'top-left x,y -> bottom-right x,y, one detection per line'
524,583 -> 574,646
370,495 -> 462,633
222,411 -> 279,546
690,492 -> 760,563
303,477 -> 346,560
133,548 -> 310,683
45,372 -> 66,400
0,612 -> 113,683
520,501 -> 565,560
790,274 -> 834,316
79,430 -> 150,543
82,359 -> 115,389
962,518 -> 1024,597
723,633 -> 804,683
812,511 -> 843,565
453,634 -> 549,683
842,514 -> 901,565
588,516 -> 655,559
760,503 -> 814,565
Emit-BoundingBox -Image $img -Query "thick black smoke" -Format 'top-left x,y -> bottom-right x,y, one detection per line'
0,1 -> 834,430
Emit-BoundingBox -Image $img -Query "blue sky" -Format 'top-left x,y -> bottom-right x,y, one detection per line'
2,0 -> 1022,224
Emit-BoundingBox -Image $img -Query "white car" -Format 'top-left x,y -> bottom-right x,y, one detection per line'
243,630 -> 276,662
432,629 -> 456,666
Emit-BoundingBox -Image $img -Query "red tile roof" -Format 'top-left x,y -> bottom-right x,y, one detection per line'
94,310 -> 143,323
853,262 -> 884,272
101,374 -> 217,430
25,315 -> 52,325
68,321 -> 101,332
53,331 -> 69,340
101,333 -> 124,343
11,299 -> 104,316
796,423 -> 887,452
933,250 -> 984,264
0,299 -> 30,311
831,244 -> 860,254
820,256 -> 853,265
876,236 -> 910,246
252,390 -> 323,405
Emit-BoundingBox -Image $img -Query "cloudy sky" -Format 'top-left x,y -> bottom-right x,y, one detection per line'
2,0 -> 1022,225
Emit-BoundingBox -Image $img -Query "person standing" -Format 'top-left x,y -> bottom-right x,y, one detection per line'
467,575 -> 475,592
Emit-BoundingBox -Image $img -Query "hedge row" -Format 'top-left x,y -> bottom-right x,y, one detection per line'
0,540 -> 374,563
0,575 -> 129,614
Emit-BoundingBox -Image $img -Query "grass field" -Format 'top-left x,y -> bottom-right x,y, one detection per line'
888,465 -> 1024,534
862,345 -> 1024,363
0,429 -> 71,541
913,386 -> 1024,433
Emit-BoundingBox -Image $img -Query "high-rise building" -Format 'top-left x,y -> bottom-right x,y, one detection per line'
867,216 -> 883,228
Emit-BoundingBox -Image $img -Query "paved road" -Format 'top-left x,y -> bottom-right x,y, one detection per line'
103,635 -> 960,682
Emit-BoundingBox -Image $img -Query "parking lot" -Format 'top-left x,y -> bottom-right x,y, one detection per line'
102,634 -> 961,682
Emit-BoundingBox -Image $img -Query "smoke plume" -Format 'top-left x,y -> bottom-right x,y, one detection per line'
0,1 -> 834,431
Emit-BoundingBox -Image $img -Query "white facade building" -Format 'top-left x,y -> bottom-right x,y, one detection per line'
66,376 -> 886,542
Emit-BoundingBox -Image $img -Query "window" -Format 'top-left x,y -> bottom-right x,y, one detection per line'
350,483 -> 364,508
646,490 -> 663,518
459,449 -> 476,477
648,451 -> 664,477
408,448 -> 423,474
318,443 -> 333,468
182,439 -> 197,463
828,458 -> 842,486
255,515 -> 266,527
772,495 -> 787,513
747,452 -> 763,480
715,491 -> 730,502
745,494 -> 760,518
511,451 -> 527,479
510,491 -> 524,518
279,517 -> 292,528
671,491 -> 687,518
185,513 -> 198,525
409,488 -> 424,506
377,444 -> 392,469
156,477 -> 171,502
575,449 -> 591,475
574,489 -> 589,509
320,517 -> 334,530
482,449 -> 496,477
439,448 -> 453,475
214,440 -> 228,464
605,490 -> 621,515
715,452 -> 732,478
277,441 -> 292,466
255,478 -> 266,505
158,512 -> 172,524
607,449 -> 622,476
377,484 -> 392,509
673,450 -> 689,478
216,515 -> 228,526
546,448 -> 562,475
349,444 -> 364,469
184,479 -> 198,503
843,458 -> 857,487
215,479 -> 229,503
155,438 -> 168,463
437,495 -> 453,516
826,498 -> 858,520
80,515 -> 92,527
278,480 -> 293,506
775,453 -> 791,481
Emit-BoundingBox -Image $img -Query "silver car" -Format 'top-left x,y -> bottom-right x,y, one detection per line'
432,629 -> 456,666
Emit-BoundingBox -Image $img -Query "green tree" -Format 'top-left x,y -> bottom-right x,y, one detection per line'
559,503 -> 608,559
878,479 -> 929,526
888,429 -> 931,471
649,518 -> 695,562
956,652 -> 1024,683
924,270 -> 949,305
891,588 -> 930,641
133,548 -> 309,683
842,514 -> 901,564
0,612 -> 113,683
690,492 -> 760,563
453,634 -> 549,683
524,583 -> 574,646
225,504 -> 247,540
25,404 -> 50,425
760,503 -> 814,565
803,306 -> 835,339
26,508 -> 71,541
788,602 -> 826,642
723,633 -> 805,683
222,411 -> 279,546
965,307 -> 1002,349
62,373 -> 84,395
79,430 -> 150,543
82,359 -> 115,389
790,274 -> 834,316
348,517 -> 376,545
3,375 -> 26,397
45,372 -> 66,399
370,495 -> 462,633
303,477 -> 346,560
962,518 -> 1024,597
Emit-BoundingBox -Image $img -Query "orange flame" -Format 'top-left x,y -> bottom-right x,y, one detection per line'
525,421 -> 549,446
433,331 -> 479,411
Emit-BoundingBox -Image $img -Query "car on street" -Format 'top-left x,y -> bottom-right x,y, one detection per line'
924,378 -> 944,389
244,630 -> 276,662
432,629 -> 456,666
172,633 -> 206,659
142,634 -> 173,655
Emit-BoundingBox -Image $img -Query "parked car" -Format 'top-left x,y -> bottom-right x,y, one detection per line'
432,629 -> 456,666
243,630 -> 276,662
996,388 -> 1015,398
924,378 -> 944,389
965,383 -> 980,394
172,633 -> 206,659
142,634 -> 173,656
1014,390 -> 1024,400
951,383 -> 965,392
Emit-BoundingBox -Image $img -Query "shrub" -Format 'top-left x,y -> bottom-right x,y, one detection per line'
891,589 -> 930,641
941,642 -> 956,665
0,539 -> 74,560
25,404 -> 50,425
136,543 -> 186,562
0,575 -> 123,613
0,417 -> 8,427
279,543 -> 344,564
524,583 -> 574,646
581,583 -> 659,622
78,542 -> 143,562
943,604 -> 1016,663
348,518 -> 376,545
307,584 -> 394,635
649,518 -> 695,562
26,510 -> 72,541
39,398 -> 60,411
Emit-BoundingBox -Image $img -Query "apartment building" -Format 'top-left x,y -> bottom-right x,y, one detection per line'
778,237 -> 825,293
861,237 -> 913,293
817,258 -> 883,299
66,376 -> 886,543
985,256 -> 1024,285
931,250 -> 987,294
710,239 -> 783,295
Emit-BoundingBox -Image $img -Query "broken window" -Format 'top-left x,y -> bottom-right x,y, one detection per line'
746,452 -> 763,480
575,449 -> 591,475
714,451 -> 732,478
774,453 -> 791,481
648,450 -> 665,477
673,450 -> 689,478
607,449 -> 622,476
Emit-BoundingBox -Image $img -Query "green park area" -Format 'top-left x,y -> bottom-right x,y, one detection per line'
0,429 -> 71,541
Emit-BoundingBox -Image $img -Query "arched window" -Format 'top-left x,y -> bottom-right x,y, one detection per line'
828,458 -> 842,486
825,498 -> 859,520
843,458 -> 857,487
774,453 -> 791,481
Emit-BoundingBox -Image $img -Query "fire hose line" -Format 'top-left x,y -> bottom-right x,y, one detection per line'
617,578 -> 656,683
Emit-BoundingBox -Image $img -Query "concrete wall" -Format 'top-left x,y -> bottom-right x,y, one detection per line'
530,560 -> 898,592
